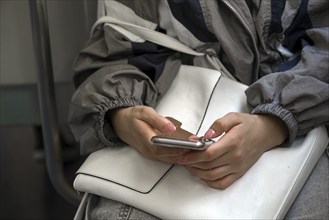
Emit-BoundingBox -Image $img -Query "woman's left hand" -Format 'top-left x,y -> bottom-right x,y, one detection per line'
176,112 -> 288,189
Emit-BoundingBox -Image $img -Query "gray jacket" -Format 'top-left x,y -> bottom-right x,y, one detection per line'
69,0 -> 329,155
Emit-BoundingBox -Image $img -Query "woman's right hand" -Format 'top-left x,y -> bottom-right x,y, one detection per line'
109,106 -> 190,163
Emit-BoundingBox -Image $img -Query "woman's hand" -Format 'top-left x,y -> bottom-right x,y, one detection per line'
109,106 -> 190,163
176,112 -> 288,189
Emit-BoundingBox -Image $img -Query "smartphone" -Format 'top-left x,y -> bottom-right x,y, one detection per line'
151,136 -> 214,150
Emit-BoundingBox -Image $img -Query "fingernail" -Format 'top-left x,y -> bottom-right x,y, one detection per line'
204,128 -> 216,139
163,123 -> 176,133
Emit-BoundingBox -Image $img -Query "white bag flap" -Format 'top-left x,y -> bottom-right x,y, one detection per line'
155,65 -> 222,134
75,146 -> 173,193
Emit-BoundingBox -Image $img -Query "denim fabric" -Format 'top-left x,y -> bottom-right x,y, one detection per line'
84,195 -> 159,220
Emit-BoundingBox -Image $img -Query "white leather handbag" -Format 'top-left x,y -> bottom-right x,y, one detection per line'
73,16 -> 329,219
74,65 -> 328,219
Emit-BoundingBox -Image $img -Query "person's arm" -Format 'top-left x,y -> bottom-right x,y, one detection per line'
176,12 -> 329,189
68,4 -> 179,155
246,28 -> 329,146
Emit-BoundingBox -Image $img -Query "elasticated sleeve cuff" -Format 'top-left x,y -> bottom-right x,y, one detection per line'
70,96 -> 143,155
96,97 -> 142,146
251,103 -> 298,147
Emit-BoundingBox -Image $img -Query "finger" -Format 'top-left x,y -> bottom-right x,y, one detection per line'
132,133 -> 190,163
188,154 -> 231,169
204,112 -> 243,139
134,107 -> 176,134
204,173 -> 242,190
151,144 -> 191,157
176,135 -> 235,164
140,149 -> 185,164
186,165 -> 231,181
130,114 -> 189,158
188,135 -> 202,141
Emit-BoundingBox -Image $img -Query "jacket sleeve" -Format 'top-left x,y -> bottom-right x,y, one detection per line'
69,62 -> 158,155
68,19 -> 176,154
246,28 -> 329,146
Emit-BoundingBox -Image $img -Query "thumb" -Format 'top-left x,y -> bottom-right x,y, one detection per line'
204,113 -> 241,139
138,107 -> 176,134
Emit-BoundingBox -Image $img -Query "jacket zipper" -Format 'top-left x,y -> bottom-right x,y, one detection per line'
221,0 -> 260,81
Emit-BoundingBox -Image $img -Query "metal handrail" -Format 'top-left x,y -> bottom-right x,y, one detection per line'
28,0 -> 80,206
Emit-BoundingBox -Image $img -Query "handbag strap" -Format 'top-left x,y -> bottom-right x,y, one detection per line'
92,16 -> 204,56
92,16 -> 235,79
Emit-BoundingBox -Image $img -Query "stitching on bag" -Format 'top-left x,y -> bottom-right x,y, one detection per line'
78,164 -> 175,194
196,76 -> 221,135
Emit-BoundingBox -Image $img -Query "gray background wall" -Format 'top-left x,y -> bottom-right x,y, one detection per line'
0,0 -> 97,124
0,2 -> 98,218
